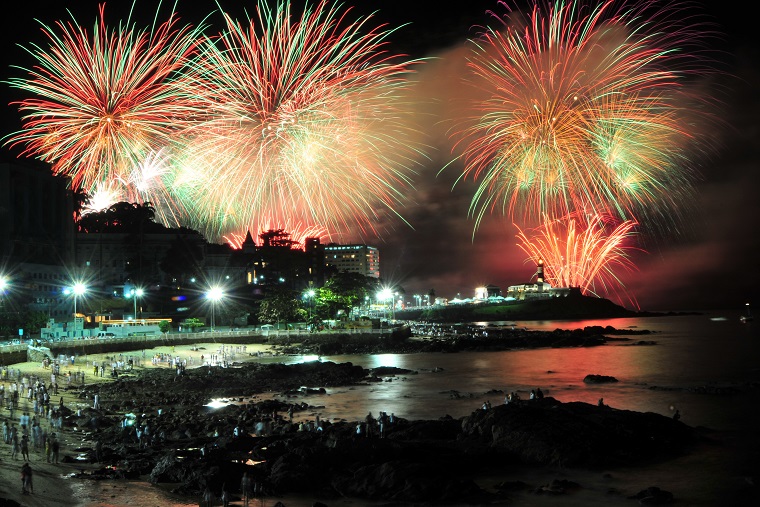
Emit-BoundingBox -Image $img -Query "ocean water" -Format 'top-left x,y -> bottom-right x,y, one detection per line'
73,312 -> 760,506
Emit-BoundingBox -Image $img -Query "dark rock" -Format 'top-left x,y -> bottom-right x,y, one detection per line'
584,374 -> 619,383
630,486 -> 675,504
494,480 -> 530,491
74,360 -> 698,505
332,460 -> 491,503
460,398 -> 696,468
534,478 -> 581,494
371,366 -> 415,376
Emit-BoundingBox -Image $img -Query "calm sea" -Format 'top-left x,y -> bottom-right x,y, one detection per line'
71,312 -> 760,506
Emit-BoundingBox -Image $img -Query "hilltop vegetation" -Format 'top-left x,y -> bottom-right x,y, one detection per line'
398,293 -> 641,323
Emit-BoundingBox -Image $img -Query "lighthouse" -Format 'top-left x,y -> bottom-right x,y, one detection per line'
536,259 -> 545,284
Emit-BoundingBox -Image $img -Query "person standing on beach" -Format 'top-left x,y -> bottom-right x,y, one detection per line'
21,462 -> 33,494
11,432 -> 20,459
20,434 -> 30,460
202,486 -> 214,507
95,438 -> 103,462
51,434 -> 60,463
221,483 -> 230,507
240,472 -> 252,507
365,412 -> 375,438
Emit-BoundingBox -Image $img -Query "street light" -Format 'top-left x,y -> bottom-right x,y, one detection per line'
206,286 -> 224,331
378,288 -> 393,323
0,275 -> 8,312
304,289 -> 316,324
130,288 -> 144,320
65,282 -> 87,331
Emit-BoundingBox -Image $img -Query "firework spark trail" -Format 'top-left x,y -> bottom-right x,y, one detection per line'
175,0 -> 423,240
452,0 -> 720,231
3,3 -> 206,204
516,211 -> 640,305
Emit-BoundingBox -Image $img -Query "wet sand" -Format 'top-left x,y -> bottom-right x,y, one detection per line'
0,341 -> 277,506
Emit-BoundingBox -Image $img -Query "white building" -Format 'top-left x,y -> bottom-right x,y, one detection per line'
324,244 -> 380,278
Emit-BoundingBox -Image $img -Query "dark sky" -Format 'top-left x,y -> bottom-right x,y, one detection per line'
1,1 -> 757,312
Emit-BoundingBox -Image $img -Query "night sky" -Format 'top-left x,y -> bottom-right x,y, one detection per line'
1,1 -> 757,312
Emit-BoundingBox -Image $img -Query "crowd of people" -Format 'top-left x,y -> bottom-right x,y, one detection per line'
0,357 -> 76,498
481,387 -> 547,410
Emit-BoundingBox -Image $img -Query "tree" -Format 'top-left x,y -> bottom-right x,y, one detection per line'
258,288 -> 300,328
0,307 -> 48,338
182,318 -> 204,331
77,201 -> 163,234
314,272 -> 376,319
259,229 -> 299,248
158,320 -> 171,334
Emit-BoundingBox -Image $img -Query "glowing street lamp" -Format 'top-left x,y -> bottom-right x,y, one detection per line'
304,289 -> 316,323
378,288 -> 395,322
206,286 -> 224,331
0,275 -> 8,311
130,288 -> 144,320
64,282 -> 87,330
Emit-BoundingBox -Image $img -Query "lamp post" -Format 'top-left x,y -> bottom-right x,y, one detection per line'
130,288 -> 144,320
378,288 -> 393,324
68,282 -> 87,331
206,287 -> 224,331
0,276 -> 8,315
305,289 -> 315,324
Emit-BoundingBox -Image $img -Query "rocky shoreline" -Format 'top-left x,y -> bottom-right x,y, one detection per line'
270,323 -> 655,356
58,353 -> 700,506
2,324 -> 699,507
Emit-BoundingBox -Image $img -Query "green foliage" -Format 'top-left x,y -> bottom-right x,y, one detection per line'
158,320 -> 171,333
258,288 -> 300,325
0,308 -> 48,338
314,272 -> 376,319
77,201 -> 162,234
182,317 -> 205,330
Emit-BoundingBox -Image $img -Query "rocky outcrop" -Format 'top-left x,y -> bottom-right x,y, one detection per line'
66,361 -> 699,504
459,398 -> 695,468
583,374 -> 619,383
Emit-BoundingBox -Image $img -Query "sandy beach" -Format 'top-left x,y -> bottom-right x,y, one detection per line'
0,341 -> 277,506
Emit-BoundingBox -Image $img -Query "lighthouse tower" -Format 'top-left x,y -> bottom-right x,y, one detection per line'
535,259 -> 545,284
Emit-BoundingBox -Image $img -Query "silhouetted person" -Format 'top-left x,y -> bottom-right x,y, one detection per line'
673,409 -> 681,421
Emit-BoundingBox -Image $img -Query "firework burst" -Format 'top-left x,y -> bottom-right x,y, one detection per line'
175,0 -> 423,239
453,0 -> 720,230
3,3 -> 206,195
516,211 -> 640,305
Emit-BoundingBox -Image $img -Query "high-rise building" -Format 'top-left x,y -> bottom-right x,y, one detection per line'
324,244 -> 380,278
